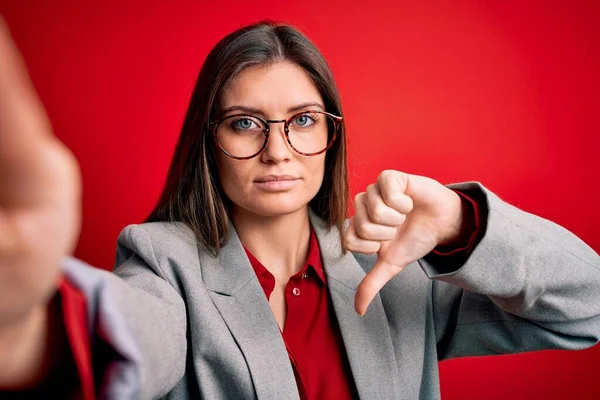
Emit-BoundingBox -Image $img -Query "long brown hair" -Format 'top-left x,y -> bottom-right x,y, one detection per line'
146,21 -> 349,255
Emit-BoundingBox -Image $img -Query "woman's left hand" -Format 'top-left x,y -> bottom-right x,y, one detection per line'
344,170 -> 466,315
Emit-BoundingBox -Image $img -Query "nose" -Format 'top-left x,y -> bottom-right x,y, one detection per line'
260,120 -> 293,163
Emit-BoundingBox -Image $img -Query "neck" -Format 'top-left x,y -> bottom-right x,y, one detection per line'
231,206 -> 311,279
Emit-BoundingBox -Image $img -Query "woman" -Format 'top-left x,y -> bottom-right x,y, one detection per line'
1,19 -> 599,400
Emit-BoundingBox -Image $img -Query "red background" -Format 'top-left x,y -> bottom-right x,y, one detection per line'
2,0 -> 599,398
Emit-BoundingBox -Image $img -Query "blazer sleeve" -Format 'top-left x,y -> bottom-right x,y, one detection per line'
61,224 -> 187,399
418,181 -> 600,360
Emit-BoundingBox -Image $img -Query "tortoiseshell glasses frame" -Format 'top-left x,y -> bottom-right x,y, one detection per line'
208,110 -> 344,160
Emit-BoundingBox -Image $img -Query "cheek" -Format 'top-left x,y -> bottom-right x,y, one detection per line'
216,154 -> 247,200
304,156 -> 327,194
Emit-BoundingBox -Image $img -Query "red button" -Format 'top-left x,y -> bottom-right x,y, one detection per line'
292,287 -> 301,296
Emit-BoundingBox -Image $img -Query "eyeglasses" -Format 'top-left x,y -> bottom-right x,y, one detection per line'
209,110 -> 343,160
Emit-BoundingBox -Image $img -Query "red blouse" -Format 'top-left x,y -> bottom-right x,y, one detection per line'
241,190 -> 481,399
244,228 -> 360,399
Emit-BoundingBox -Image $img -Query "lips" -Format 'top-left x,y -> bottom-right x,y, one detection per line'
254,174 -> 299,183
253,175 -> 300,191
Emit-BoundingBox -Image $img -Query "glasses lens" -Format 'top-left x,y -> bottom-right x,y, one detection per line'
287,112 -> 337,155
216,115 -> 267,158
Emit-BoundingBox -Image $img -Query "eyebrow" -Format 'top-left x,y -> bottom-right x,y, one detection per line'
220,102 -> 325,116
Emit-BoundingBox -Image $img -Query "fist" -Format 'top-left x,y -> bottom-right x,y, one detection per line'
0,17 -> 81,327
344,170 -> 465,315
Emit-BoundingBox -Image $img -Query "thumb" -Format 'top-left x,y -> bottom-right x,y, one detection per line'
354,257 -> 407,316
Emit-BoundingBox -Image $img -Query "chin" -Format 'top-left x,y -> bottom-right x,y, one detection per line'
239,195 -> 310,218
252,203 -> 306,218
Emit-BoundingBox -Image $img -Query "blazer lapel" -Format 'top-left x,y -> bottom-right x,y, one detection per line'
310,211 -> 401,399
199,222 -> 300,400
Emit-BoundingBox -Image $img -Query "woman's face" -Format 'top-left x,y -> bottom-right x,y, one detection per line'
215,61 -> 327,218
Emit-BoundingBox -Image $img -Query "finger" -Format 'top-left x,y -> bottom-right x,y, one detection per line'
354,259 -> 407,316
0,16 -> 53,139
377,171 -> 414,214
0,17 -> 72,209
365,183 -> 406,226
343,216 -> 382,254
354,193 -> 397,241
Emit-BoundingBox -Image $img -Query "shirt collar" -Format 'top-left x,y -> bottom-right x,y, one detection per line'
243,224 -> 327,288
304,226 -> 327,284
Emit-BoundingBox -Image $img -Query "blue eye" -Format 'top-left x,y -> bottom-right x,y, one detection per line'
231,118 -> 261,131
292,114 -> 317,127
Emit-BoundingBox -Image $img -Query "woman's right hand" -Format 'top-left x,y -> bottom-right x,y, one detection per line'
0,16 -> 82,387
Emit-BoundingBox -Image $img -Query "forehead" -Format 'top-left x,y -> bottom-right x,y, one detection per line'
221,61 -> 323,113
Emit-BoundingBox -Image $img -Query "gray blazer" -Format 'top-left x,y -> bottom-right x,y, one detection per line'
61,181 -> 600,399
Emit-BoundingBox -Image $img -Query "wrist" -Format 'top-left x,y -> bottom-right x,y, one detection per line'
436,190 -> 466,248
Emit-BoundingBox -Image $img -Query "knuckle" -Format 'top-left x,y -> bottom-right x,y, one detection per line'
377,170 -> 394,185
343,237 -> 353,251
354,191 -> 366,202
369,206 -> 386,223
355,222 -> 370,239
342,233 -> 356,250
385,192 -> 403,208
358,222 -> 377,240
380,169 -> 395,179
366,183 -> 378,195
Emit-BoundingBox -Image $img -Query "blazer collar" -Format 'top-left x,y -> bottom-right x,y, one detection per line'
198,221 -> 300,399
309,210 -> 402,399
199,210 -> 401,399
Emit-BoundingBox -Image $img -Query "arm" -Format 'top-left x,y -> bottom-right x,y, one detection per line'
0,14 -> 82,391
420,181 -> 600,359
0,17 -> 186,398
59,225 -> 188,399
